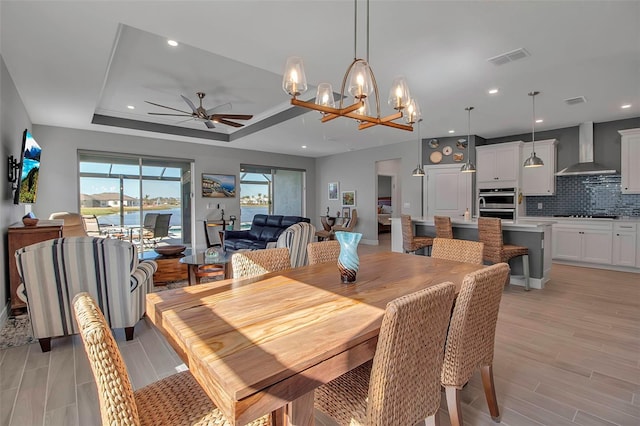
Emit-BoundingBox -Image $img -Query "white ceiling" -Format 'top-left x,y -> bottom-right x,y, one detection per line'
1,1 -> 639,158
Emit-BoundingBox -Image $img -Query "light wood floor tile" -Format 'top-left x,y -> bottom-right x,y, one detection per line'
76,381 -> 100,426
45,340 -> 76,412
0,387 -> 19,426
572,410 -> 619,426
9,365 -> 48,426
0,345 -> 28,390
44,403 -> 79,426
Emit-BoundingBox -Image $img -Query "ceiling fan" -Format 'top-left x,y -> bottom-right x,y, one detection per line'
145,92 -> 253,129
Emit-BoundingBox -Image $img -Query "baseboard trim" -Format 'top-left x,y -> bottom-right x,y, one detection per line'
552,260 -> 640,274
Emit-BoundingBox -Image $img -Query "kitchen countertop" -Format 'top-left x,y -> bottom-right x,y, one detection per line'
519,216 -> 640,224
392,216 -> 553,232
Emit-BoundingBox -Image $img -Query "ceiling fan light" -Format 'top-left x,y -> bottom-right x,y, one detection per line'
283,56 -> 307,97
524,152 -> 544,167
388,76 -> 411,110
347,61 -> 374,100
315,83 -> 335,109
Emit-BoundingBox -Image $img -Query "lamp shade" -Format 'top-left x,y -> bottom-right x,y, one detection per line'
524,152 -> 544,167
412,164 -> 425,176
404,98 -> 421,124
282,57 -> 307,97
388,76 -> 411,110
460,161 -> 476,173
315,83 -> 335,109
347,61 -> 374,99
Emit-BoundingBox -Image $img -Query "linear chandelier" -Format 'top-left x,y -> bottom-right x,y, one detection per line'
282,0 -> 417,132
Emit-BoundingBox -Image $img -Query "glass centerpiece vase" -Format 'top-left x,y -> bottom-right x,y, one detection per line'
335,231 -> 362,283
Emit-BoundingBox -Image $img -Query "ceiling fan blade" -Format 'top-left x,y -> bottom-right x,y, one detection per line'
212,114 -> 253,120
214,118 -> 244,128
204,120 -> 216,129
181,95 -> 198,113
148,113 -> 192,116
206,102 -> 232,115
144,101 -> 192,115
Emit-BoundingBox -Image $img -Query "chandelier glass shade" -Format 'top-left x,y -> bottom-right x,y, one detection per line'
460,106 -> 477,173
282,0 -> 416,132
524,91 -> 544,168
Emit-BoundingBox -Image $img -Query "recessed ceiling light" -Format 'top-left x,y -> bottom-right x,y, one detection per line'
488,88 -> 499,95
127,105 -> 135,110
536,119 -> 543,123
167,40 -> 178,47
301,145 -> 307,149
448,130 -> 455,134
621,104 -> 631,109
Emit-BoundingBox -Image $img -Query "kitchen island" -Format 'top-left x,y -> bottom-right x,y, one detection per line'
391,217 -> 554,289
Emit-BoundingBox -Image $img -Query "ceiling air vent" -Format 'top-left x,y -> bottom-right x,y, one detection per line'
564,96 -> 587,106
487,48 -> 530,66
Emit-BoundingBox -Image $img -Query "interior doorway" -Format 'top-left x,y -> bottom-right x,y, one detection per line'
375,159 -> 401,249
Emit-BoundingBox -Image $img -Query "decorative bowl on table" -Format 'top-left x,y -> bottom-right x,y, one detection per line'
22,217 -> 39,226
154,245 -> 187,256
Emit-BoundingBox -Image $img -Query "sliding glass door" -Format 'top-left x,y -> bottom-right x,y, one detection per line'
78,151 -> 192,251
239,165 -> 305,229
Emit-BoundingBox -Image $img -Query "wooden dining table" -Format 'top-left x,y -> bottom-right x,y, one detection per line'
146,251 -> 485,426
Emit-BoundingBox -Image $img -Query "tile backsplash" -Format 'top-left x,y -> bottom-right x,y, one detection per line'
525,175 -> 640,217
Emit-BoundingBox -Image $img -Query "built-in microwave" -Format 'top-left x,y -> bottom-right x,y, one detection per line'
478,188 -> 517,220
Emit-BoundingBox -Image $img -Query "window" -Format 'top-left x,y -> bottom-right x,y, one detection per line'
239,165 -> 305,228
78,151 -> 192,251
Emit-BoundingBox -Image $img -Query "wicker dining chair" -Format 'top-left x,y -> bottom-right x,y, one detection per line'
434,216 -> 454,239
231,247 -> 291,279
307,240 -> 341,265
400,214 -> 433,254
72,292 -> 270,426
478,217 -> 530,290
441,263 -> 510,426
315,282 -> 456,426
431,238 -> 484,265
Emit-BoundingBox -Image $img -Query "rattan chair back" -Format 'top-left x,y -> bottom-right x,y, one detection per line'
307,240 -> 341,265
477,217 -> 505,263
434,216 -> 454,239
232,247 -> 291,279
431,238 -> 484,264
315,282 -> 456,425
442,263 -> 509,388
333,209 -> 358,232
400,214 -> 433,253
73,292 -> 140,425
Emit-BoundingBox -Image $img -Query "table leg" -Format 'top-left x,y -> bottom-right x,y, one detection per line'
224,262 -> 232,280
272,391 -> 315,426
187,265 -> 197,286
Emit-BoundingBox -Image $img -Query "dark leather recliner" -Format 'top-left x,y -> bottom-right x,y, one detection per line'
224,214 -> 310,251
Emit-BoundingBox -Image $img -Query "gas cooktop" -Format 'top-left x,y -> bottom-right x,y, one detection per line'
552,214 -> 619,219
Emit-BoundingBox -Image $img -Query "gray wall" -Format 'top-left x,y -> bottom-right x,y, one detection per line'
485,117 -> 640,172
1,55 -> 33,322
30,125 -> 316,251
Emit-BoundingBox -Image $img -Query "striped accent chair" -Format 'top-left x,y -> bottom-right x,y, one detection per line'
15,237 -> 158,352
276,221 -> 317,268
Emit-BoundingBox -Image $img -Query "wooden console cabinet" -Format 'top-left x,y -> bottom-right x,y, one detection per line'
8,220 -> 63,313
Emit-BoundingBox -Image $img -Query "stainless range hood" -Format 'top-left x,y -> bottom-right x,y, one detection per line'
556,122 -> 617,176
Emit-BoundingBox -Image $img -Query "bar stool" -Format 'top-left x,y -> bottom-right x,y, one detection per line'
400,214 -> 433,254
477,217 -> 531,290
434,215 -> 454,239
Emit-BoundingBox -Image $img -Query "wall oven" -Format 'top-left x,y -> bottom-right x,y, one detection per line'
478,188 -> 517,221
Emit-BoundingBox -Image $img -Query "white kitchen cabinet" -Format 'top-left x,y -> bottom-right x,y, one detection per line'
476,141 -> 523,188
424,164 -> 472,218
619,128 -> 640,194
612,223 -> 637,267
521,139 -> 557,195
552,222 -> 613,265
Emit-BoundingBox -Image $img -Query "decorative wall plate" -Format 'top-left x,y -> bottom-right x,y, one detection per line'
442,146 -> 453,156
429,151 -> 442,164
456,138 -> 468,149
453,153 -> 464,162
428,139 -> 439,148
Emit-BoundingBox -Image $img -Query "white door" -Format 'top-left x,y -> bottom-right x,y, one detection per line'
425,165 -> 472,218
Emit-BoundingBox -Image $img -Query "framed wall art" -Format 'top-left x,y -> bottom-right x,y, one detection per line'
202,173 -> 236,198
341,190 -> 356,207
328,182 -> 339,200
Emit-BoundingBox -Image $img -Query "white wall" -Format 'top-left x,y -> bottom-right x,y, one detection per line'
1,55 -> 33,323
315,140 -> 423,244
31,125 -> 317,251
